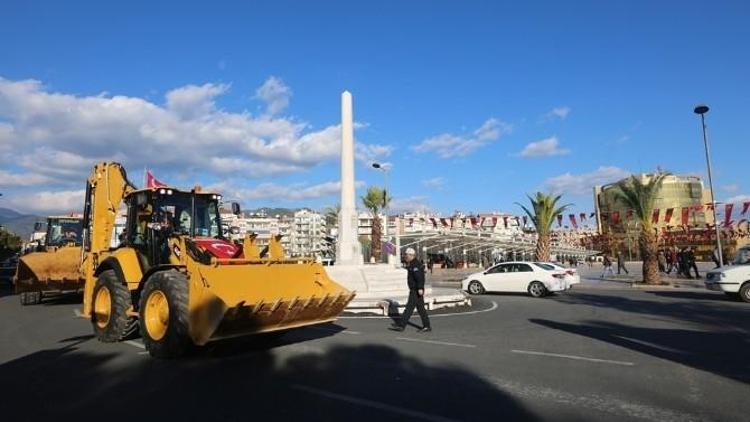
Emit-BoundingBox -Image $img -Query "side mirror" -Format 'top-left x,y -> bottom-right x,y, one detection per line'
34,222 -> 43,232
231,202 -> 241,216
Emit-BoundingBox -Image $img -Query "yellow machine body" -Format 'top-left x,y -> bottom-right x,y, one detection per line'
80,162 -> 354,354
14,216 -> 85,295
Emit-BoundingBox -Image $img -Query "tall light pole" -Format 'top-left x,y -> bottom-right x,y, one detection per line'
694,104 -> 723,266
372,162 -> 391,260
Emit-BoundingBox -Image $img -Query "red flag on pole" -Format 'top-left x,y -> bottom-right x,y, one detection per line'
503,216 -> 509,228
579,212 -> 587,222
724,203 -> 734,227
651,209 -> 660,224
742,201 -> 750,215
146,170 -> 167,188
681,207 -> 689,226
557,214 -> 563,227
569,214 -> 578,229
664,208 -> 674,224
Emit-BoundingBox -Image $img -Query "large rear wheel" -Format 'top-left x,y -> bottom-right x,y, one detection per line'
139,270 -> 191,358
92,270 -> 135,342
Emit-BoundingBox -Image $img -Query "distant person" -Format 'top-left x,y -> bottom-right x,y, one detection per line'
657,250 -> 667,273
616,252 -> 629,275
676,248 -> 686,277
390,247 -> 431,333
665,248 -> 675,274
687,247 -> 700,279
600,255 -> 614,278
712,247 -> 722,268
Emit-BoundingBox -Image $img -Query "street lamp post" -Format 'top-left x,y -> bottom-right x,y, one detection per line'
372,162 -> 392,262
694,104 -> 723,266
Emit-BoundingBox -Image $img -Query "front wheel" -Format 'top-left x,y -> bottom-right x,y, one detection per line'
467,280 -> 485,295
740,283 -> 750,303
139,270 -> 191,358
92,270 -> 136,342
528,281 -> 547,298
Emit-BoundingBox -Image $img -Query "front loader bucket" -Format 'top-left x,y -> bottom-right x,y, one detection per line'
186,260 -> 355,345
14,247 -> 84,294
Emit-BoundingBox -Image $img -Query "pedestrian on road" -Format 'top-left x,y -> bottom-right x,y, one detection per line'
657,250 -> 667,273
616,251 -> 629,275
665,248 -> 675,275
676,248 -> 687,277
687,247 -> 700,279
600,255 -> 614,278
390,247 -> 431,333
712,247 -> 722,269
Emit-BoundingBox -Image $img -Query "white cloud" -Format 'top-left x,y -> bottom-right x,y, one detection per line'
422,177 -> 445,189
0,75 -> 392,187
0,170 -> 54,187
412,118 -> 512,158
210,180 -> 365,202
519,136 -> 570,158
390,196 -> 431,214
3,190 -> 84,214
545,166 -> 630,196
542,106 -> 571,121
356,143 -> 394,164
725,194 -> 750,204
254,76 -> 292,115
722,184 -> 739,193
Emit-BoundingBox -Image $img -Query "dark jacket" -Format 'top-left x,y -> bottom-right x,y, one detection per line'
406,259 -> 425,290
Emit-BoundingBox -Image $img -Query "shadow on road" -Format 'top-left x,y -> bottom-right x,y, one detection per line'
0,329 -> 536,421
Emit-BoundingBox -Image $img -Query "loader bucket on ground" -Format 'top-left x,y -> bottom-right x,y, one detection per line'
14,247 -> 83,293
186,260 -> 355,345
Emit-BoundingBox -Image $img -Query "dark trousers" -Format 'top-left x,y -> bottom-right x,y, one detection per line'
617,262 -> 628,274
689,262 -> 700,278
400,289 -> 431,329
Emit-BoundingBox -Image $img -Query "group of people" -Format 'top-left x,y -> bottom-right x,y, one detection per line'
657,247 -> 701,279
599,252 -> 629,278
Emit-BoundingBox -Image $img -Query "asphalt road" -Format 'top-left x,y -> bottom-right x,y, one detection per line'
1,283 -> 748,422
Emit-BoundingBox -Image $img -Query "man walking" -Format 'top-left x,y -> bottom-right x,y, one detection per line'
390,247 -> 431,333
616,251 -> 629,275
687,247 -> 700,279
600,255 -> 614,278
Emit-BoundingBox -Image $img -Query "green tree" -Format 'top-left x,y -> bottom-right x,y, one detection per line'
610,172 -> 668,285
0,228 -> 22,260
361,187 -> 391,262
323,204 -> 340,231
516,192 -> 572,262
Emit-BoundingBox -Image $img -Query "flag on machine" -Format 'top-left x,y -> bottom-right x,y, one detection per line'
146,170 -> 167,188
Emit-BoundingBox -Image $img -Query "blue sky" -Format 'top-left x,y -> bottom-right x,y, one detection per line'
1,0 -> 748,216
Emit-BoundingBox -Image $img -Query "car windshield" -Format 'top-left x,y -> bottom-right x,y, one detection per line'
533,262 -> 556,271
155,193 -> 223,239
734,249 -> 750,265
46,218 -> 82,246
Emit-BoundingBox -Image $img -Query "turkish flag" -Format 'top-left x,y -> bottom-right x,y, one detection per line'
664,208 -> 674,224
146,171 -> 167,188
580,212 -> 587,222
742,201 -> 750,215
681,207 -> 690,225
651,209 -> 660,224
569,214 -> 578,229
724,203 -> 734,227
557,215 -> 563,227
503,216 -> 509,228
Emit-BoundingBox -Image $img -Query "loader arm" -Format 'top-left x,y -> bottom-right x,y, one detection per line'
81,162 -> 136,317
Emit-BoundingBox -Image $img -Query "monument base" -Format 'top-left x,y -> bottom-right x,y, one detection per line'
326,264 -> 470,315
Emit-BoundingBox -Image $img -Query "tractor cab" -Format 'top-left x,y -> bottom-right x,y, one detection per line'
122,187 -> 237,268
43,216 -> 83,249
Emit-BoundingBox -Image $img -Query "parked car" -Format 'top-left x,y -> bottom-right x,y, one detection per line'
705,246 -> 750,302
462,261 -> 568,298
538,262 -> 581,286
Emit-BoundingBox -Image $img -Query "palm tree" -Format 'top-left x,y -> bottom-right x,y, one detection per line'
610,172 -> 669,284
516,192 -> 572,262
324,204 -> 340,231
361,186 -> 390,262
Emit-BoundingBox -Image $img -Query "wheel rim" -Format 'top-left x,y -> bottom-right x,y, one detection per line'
94,287 -> 111,328
144,290 -> 169,341
470,282 -> 480,294
744,288 -> 750,301
530,283 -> 543,296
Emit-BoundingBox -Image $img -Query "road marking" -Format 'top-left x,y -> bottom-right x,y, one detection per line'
72,309 -> 83,317
306,326 -> 362,335
291,384 -> 458,422
124,340 -> 146,349
396,337 -> 476,348
510,349 -> 634,366
338,300 -> 498,319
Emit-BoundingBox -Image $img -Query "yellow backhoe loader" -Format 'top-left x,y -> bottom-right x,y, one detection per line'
80,162 -> 354,358
14,216 -> 84,305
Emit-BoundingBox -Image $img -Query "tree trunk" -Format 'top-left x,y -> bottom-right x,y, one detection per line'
536,233 -> 550,261
640,228 -> 659,284
371,215 -> 382,262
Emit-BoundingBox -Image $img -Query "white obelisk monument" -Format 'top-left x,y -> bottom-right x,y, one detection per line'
336,91 -> 363,265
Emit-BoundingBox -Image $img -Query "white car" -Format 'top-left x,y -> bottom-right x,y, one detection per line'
462,261 -> 568,298
538,262 -> 581,286
705,246 -> 750,302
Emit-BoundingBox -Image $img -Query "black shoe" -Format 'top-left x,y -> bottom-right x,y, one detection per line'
418,327 -> 432,333
389,323 -> 405,332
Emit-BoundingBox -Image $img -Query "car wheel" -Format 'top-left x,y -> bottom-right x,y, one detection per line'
528,281 -> 547,298
467,280 -> 485,295
740,282 -> 750,303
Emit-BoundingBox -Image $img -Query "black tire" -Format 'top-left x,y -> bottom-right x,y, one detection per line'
740,282 -> 750,303
467,280 -> 485,295
92,269 -> 135,342
19,291 -> 42,306
528,281 -> 547,298
139,270 -> 191,358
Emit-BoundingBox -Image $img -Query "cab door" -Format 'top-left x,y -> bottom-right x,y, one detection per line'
507,263 -> 535,291
482,263 -> 513,292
